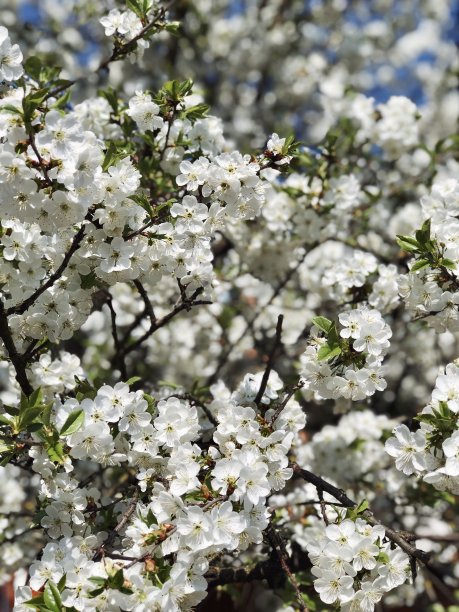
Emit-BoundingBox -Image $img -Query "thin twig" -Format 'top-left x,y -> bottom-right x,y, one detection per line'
44,1 -> 177,102
168,392 -> 218,427
207,248 -> 309,386
117,287 -> 211,360
93,489 -> 139,560
133,280 -> 156,324
124,526 -> 177,569
266,524 -> 307,611
254,314 -> 283,406
270,380 -> 305,424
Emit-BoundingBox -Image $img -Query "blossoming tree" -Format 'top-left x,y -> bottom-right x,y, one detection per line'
0,1 -> 458,611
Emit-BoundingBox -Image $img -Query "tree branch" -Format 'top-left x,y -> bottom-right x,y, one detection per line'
117,287 -> 211,360
93,489 -> 139,561
254,314 -> 283,406
266,524 -> 307,611
0,301 -> 32,395
291,464 -> 435,571
105,292 -> 128,380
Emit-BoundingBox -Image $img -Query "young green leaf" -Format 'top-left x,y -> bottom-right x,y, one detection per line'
410,259 -> 430,272
311,316 -> 333,334
60,409 -> 85,436
43,580 -> 62,612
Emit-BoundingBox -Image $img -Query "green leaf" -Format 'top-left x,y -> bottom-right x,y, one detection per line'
89,576 -> 108,587
410,259 -> 430,272
146,508 -> 157,527
24,87 -> 49,106
180,103 -> 209,121
327,322 -> 341,347
311,316 -> 333,334
60,409 -> 84,436
41,402 -> 54,427
355,498 -> 369,514
43,580 -> 62,612
24,594 -> 46,607
415,218 -> 431,246
3,405 -> 19,416
75,377 -> 98,400
24,56 -> 42,82
57,574 -> 66,592
440,258 -> 456,269
128,194 -> 153,216
18,406 -> 43,430
80,270 -> 98,290
0,451 -> 14,466
102,142 -> 123,171
125,376 -> 141,386
158,79 -> 193,104
126,0 -> 144,19
143,393 -> 156,414
41,65 -> 62,83
396,235 -> 420,253
0,439 -> 14,453
29,387 -> 43,409
317,344 -> 342,361
164,21 -> 181,35
46,441 -> 66,464
0,414 -> 13,426
51,87 -> 72,110
142,0 -> 153,13
377,551 -> 389,564
99,87 -> 119,114
109,568 -> 125,590
88,587 -> 106,598
1,103 -> 23,116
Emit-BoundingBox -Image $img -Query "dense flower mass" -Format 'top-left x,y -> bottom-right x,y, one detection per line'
0,1 -> 458,611
386,360 -> 459,494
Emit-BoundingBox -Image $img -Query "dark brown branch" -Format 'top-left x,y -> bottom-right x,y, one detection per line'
133,280 -> 156,324
254,314 -> 283,406
0,301 -> 32,395
125,219 -> 156,241
291,464 -> 435,571
105,293 -> 128,380
266,524 -> 307,611
27,130 -> 52,186
124,526 -> 177,569
270,380 -> 304,424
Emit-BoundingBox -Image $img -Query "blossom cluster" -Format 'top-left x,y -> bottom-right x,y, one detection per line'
399,179 -> 459,332
9,369 -> 305,611
305,517 -> 410,610
386,360 -> 459,495
300,307 -> 391,402
0,69 -> 270,354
